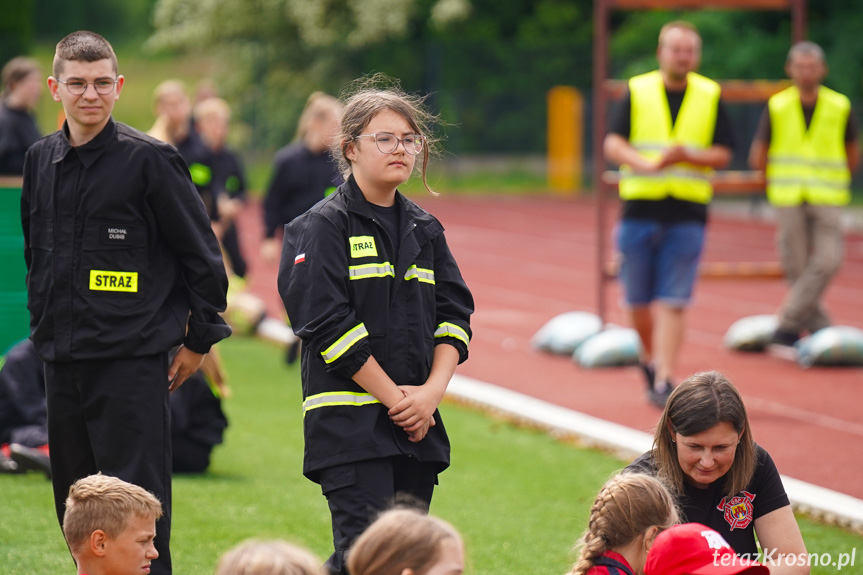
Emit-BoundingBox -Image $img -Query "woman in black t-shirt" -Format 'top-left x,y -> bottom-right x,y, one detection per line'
626,371 -> 809,575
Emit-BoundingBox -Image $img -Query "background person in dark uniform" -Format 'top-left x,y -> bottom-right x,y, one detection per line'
21,31 -> 230,575
0,338 -> 227,477
261,91 -> 343,266
0,338 -> 50,476
148,79 -> 220,225
0,56 -> 42,175
170,366 -> 228,474
194,96 -> 248,278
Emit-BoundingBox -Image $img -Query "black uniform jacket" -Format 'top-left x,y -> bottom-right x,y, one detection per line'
263,142 -> 342,238
278,176 -> 474,482
21,119 -> 230,362
0,104 -> 41,175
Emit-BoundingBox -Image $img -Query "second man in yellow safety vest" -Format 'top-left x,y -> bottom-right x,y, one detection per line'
604,20 -> 734,407
749,41 -> 859,355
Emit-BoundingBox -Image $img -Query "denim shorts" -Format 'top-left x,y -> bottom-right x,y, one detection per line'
615,219 -> 706,307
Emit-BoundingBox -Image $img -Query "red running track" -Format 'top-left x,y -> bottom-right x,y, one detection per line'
235,195 -> 863,499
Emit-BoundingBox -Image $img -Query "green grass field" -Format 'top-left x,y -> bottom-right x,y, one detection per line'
1,335 -> 860,574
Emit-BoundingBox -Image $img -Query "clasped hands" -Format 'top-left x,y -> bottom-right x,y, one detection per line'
388,385 -> 442,443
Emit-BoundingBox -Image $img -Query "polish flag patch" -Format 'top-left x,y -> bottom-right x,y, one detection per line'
294,253 -> 306,265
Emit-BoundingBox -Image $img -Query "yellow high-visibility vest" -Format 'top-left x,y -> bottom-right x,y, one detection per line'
619,70 -> 720,204
766,85 -> 851,206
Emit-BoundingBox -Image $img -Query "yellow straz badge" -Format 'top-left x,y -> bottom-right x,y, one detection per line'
349,236 -> 377,258
89,270 -> 138,292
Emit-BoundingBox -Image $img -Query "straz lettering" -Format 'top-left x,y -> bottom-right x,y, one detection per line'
349,236 -> 377,258
89,270 -> 138,293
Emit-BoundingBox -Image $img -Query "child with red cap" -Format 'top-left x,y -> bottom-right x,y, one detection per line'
645,523 -> 769,575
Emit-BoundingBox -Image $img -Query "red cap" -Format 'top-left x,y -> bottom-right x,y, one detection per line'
645,523 -> 769,575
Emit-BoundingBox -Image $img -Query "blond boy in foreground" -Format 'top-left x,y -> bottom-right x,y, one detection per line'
63,473 -> 162,575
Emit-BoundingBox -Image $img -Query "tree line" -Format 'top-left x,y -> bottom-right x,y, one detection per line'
5,0 -> 863,155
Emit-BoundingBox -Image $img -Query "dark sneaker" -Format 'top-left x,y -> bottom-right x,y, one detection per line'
285,340 -> 301,365
10,444 -> 51,479
638,362 -> 656,391
647,381 -> 674,409
770,329 -> 800,346
767,329 -> 800,361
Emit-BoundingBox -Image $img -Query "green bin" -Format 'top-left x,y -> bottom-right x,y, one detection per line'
0,177 -> 29,354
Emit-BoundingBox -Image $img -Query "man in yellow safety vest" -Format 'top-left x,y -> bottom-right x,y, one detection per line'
604,21 -> 733,407
749,41 -> 859,355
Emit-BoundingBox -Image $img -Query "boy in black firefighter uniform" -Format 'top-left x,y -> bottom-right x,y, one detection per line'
20,31 -> 230,575
277,80 -> 473,575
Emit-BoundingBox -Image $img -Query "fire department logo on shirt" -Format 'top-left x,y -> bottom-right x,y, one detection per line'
717,491 -> 756,530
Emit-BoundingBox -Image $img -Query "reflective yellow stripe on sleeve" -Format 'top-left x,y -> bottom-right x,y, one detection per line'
349,262 -> 395,280
303,391 -> 380,414
404,265 -> 435,284
434,322 -> 469,347
321,324 -> 368,364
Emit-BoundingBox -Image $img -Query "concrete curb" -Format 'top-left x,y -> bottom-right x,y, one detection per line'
254,319 -> 863,531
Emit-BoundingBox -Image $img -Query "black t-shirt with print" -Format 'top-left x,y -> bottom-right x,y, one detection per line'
626,444 -> 790,558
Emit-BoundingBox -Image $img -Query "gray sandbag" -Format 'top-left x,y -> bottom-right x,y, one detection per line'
723,314 -> 778,352
532,311 -> 602,356
573,327 -> 642,368
797,326 -> 863,368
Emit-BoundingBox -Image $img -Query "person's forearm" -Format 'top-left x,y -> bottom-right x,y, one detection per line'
352,356 -> 405,408
748,140 -> 768,171
604,133 -> 656,171
681,145 -> 732,169
423,344 -> 460,403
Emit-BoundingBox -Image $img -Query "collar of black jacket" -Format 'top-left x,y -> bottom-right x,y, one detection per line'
342,173 -> 443,239
52,117 -> 115,167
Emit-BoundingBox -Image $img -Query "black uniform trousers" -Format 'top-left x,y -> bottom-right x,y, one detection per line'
0,339 -> 48,447
45,354 -> 172,575
220,222 -> 247,279
319,455 -> 438,575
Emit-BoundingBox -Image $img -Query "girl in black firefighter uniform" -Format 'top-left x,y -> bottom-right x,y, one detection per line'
277,78 -> 473,575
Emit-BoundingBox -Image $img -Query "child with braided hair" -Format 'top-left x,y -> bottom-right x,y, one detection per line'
570,473 -> 679,575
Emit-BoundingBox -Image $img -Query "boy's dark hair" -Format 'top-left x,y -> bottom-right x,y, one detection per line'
53,31 -> 117,78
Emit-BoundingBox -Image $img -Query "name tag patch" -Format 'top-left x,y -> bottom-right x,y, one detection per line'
89,270 -> 138,292
349,236 -> 377,258
100,224 -> 132,245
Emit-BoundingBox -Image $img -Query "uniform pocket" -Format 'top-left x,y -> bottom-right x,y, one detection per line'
80,220 -> 148,301
319,463 -> 357,495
